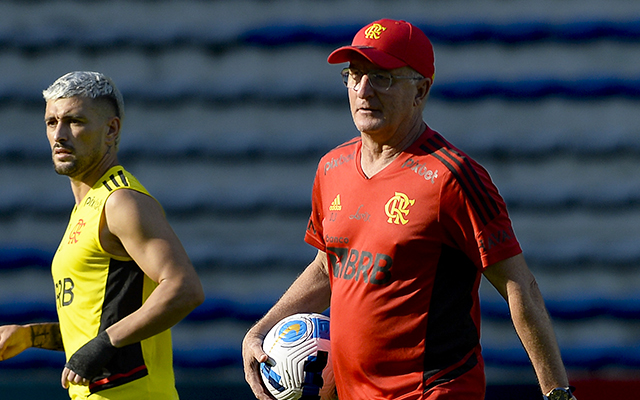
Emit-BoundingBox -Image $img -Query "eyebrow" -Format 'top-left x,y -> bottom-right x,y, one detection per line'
44,113 -> 87,122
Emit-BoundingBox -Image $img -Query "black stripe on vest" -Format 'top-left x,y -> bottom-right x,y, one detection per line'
102,169 -> 129,191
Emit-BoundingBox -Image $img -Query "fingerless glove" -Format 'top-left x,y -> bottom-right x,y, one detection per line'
65,331 -> 118,380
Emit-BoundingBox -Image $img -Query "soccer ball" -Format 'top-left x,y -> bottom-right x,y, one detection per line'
260,313 -> 337,400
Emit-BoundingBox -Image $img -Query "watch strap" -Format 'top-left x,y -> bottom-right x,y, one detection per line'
543,386 -> 576,400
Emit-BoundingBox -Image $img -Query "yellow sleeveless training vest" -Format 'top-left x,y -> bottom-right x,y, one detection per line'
52,166 -> 179,400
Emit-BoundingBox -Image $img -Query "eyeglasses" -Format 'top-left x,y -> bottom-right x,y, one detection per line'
341,68 -> 424,91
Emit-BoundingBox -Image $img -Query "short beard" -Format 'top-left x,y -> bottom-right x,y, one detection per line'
52,147 -> 102,178
53,161 -> 81,176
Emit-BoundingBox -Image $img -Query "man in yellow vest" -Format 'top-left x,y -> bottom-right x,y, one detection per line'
0,71 -> 204,400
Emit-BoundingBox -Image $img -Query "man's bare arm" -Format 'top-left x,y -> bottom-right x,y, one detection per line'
0,322 -> 63,362
484,254 -> 570,395
243,250 -> 332,400
29,323 -> 64,351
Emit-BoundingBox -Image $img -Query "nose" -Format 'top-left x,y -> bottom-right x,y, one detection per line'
49,120 -> 69,143
354,74 -> 375,97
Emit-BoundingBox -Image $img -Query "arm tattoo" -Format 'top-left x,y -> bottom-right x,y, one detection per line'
30,324 -> 64,351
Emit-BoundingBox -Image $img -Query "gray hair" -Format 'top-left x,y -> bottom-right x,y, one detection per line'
43,71 -> 125,120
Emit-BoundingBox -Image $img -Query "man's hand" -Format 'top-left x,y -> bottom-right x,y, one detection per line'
0,325 -> 31,361
62,331 -> 117,388
242,330 -> 276,400
61,366 -> 90,388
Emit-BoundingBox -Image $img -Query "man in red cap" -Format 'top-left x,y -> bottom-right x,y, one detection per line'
243,19 -> 575,400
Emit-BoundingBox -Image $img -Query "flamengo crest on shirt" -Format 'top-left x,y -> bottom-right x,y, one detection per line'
329,194 -> 342,211
385,192 -> 415,225
68,219 -> 86,244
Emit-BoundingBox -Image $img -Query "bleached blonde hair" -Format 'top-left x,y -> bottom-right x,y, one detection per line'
43,71 -> 124,120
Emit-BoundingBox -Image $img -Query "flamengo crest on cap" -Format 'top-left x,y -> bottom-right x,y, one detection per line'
364,23 -> 387,39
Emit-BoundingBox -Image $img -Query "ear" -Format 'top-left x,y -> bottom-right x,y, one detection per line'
105,116 -> 121,146
414,79 -> 431,107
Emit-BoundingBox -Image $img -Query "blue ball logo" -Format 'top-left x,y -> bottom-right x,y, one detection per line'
277,320 -> 308,343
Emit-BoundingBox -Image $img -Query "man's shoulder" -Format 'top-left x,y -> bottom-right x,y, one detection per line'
95,166 -> 143,192
328,136 -> 361,154
317,136 -> 360,175
416,130 -> 483,171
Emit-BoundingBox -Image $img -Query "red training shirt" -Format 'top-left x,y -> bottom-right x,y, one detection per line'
304,127 -> 522,400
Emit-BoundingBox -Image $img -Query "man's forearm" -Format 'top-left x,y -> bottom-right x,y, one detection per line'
484,255 -> 571,394
28,323 -> 64,351
509,283 -> 569,393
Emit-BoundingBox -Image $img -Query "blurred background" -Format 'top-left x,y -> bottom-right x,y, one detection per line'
1,0 -> 639,399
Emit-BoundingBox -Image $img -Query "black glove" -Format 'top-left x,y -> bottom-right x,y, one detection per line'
65,331 -> 118,380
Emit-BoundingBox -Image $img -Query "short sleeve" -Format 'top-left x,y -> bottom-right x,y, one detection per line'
438,161 -> 522,270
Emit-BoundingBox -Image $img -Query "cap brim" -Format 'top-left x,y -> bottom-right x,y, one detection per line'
327,46 -> 407,70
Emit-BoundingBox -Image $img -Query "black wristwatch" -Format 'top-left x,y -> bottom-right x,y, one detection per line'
544,387 -> 574,400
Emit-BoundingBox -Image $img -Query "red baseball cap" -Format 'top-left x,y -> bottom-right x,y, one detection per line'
328,19 -> 435,82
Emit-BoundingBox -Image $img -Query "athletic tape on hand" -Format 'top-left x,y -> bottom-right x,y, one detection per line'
65,331 -> 118,380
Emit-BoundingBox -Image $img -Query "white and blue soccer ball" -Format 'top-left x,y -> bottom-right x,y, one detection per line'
260,313 -> 337,400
